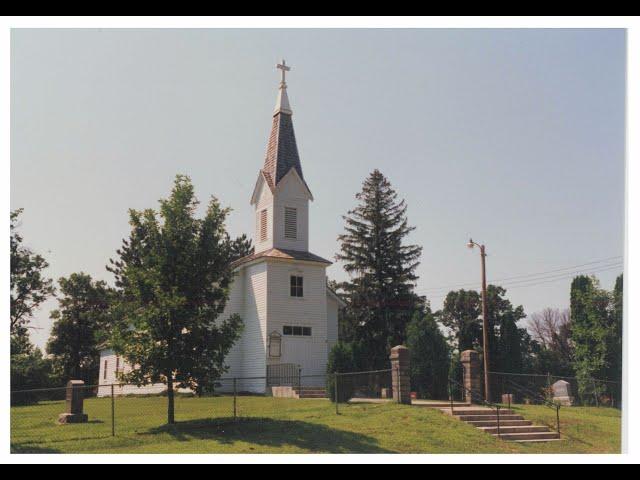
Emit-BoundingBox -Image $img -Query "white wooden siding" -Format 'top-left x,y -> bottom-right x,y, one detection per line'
253,179 -> 274,253
265,261 -> 328,383
271,171 -> 310,252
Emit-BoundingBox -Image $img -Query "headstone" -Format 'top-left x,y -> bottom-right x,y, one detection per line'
552,380 -> 574,406
58,380 -> 89,424
389,345 -> 411,405
502,393 -> 514,405
381,388 -> 392,399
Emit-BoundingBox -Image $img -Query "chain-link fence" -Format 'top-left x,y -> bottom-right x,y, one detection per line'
12,370 -> 405,452
489,371 -> 621,408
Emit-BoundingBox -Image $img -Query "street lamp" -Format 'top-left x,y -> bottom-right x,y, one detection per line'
467,238 -> 491,403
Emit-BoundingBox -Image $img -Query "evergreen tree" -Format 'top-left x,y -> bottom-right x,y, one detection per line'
407,309 -> 450,399
230,233 -> 253,262
46,273 -> 112,384
107,175 -> 244,423
336,170 -> 423,369
485,285 -> 528,374
607,274 -> 623,398
570,275 -> 612,398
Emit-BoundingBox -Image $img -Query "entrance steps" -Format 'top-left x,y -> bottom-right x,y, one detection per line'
424,404 -> 561,443
292,386 -> 327,399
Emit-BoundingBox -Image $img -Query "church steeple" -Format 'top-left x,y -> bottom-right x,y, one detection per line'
261,59 -> 309,193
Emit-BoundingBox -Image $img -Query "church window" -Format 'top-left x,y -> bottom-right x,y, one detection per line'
290,275 -> 303,297
103,360 -> 108,380
284,207 -> 297,239
283,325 -> 312,337
259,209 -> 268,241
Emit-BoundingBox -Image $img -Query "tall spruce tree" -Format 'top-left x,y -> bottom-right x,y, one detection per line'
336,170 -> 422,369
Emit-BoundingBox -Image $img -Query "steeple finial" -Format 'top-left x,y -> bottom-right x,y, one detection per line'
277,59 -> 290,85
274,59 -> 292,115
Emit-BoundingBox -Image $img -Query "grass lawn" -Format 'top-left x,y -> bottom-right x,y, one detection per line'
10,396 -> 621,454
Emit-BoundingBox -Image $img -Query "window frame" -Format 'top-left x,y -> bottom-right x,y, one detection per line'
282,325 -> 312,337
290,275 -> 304,297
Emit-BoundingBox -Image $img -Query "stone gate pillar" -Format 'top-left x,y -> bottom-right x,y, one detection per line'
461,350 -> 481,404
390,345 -> 411,405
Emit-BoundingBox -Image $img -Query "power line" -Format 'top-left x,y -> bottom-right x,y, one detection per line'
416,256 -> 623,294
420,263 -> 623,301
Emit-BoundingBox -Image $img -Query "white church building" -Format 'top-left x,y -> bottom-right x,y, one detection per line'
98,61 -> 344,396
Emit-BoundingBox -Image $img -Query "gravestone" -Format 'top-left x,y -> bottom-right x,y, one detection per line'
501,393 -> 514,405
552,379 -> 574,406
58,380 -> 89,424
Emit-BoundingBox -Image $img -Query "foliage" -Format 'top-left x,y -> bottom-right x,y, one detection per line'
406,309 -> 450,399
527,308 -> 574,377
45,273 -> 112,385
10,209 -> 55,340
335,170 -> 423,369
437,289 -> 481,352
570,275 -> 622,401
107,175 -> 244,423
326,342 -> 359,402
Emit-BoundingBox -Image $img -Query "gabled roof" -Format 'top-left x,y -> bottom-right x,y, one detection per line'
231,247 -> 331,269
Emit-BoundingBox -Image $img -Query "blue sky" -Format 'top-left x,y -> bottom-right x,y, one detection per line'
11,29 -> 625,350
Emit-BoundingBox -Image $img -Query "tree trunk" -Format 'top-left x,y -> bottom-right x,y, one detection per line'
166,374 -> 175,424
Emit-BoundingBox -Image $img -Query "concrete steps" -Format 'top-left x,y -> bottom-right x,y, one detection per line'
467,419 -> 532,427
412,401 -> 471,409
493,431 -> 560,441
427,404 -> 560,443
292,387 -> 327,399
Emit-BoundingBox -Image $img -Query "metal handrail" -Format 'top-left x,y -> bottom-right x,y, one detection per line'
503,377 -> 561,436
448,377 -> 505,439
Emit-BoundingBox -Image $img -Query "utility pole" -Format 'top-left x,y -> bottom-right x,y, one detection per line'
468,238 -> 491,402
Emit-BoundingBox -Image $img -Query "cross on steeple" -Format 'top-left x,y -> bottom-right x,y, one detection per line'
277,59 -> 291,84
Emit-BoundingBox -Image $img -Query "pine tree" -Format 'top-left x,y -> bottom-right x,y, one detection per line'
407,309 -> 450,399
336,170 -> 422,369
570,275 -> 612,399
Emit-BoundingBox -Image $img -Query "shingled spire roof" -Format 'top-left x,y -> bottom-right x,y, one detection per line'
261,60 -> 310,193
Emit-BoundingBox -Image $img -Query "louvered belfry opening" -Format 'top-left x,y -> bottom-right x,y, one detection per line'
284,207 -> 297,239
259,209 -> 268,241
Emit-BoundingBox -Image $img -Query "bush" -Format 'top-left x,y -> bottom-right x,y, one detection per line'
407,311 -> 451,400
326,343 -> 358,403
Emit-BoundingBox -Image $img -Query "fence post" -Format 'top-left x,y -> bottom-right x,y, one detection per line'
111,384 -> 115,437
335,373 -> 339,415
233,378 -> 237,421
448,378 -> 454,415
556,404 -> 561,436
496,405 -> 501,439
592,378 -> 600,407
